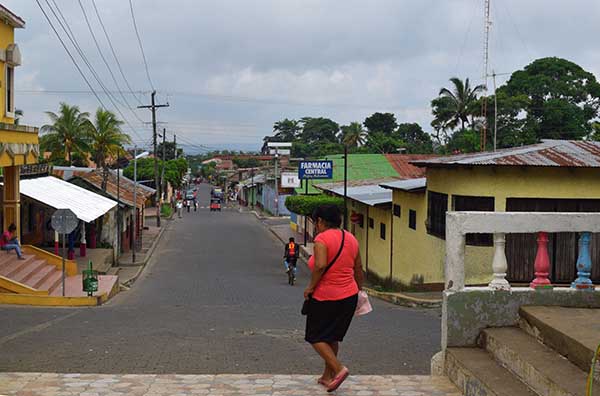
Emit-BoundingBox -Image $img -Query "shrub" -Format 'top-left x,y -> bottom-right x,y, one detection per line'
285,194 -> 344,216
161,203 -> 173,218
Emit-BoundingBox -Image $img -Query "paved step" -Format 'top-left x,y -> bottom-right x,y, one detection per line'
37,271 -> 62,294
26,265 -> 57,289
520,306 -> 600,377
445,347 -> 536,396
482,327 -> 599,396
11,260 -> 48,284
0,255 -> 35,278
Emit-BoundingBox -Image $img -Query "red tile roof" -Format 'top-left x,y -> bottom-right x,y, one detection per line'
78,170 -> 152,208
384,154 -> 437,179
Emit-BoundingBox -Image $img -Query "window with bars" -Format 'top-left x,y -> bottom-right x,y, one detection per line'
380,223 -> 386,240
409,210 -> 417,230
393,204 -> 401,217
427,191 -> 448,239
453,195 -> 495,246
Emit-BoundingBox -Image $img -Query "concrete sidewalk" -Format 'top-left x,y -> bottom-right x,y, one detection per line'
118,224 -> 165,267
0,373 -> 460,395
269,223 -> 314,259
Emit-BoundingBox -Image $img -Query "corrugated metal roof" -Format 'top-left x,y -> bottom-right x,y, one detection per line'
318,183 -> 392,206
20,176 -> 117,223
411,140 -> 600,168
239,174 -> 265,187
380,177 -> 427,192
385,154 -> 435,178
78,170 -> 153,208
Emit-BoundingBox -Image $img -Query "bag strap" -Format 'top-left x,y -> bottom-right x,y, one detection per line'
320,229 -> 346,278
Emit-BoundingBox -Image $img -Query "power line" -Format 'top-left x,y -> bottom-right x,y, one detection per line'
128,0 -> 154,91
91,0 -> 144,106
45,0 -> 144,140
34,0 -> 108,110
78,0 -> 145,124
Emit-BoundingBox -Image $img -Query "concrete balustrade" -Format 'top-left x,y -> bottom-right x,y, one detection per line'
445,211 -> 600,291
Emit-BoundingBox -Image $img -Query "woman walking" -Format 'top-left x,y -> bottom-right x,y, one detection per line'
304,204 -> 364,392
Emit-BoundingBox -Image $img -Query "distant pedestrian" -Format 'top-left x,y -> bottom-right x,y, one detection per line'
176,200 -> 183,218
303,205 -> 363,392
283,237 -> 299,279
1,223 -> 25,259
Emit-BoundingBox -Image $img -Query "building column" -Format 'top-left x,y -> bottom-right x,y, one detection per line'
3,166 -> 20,236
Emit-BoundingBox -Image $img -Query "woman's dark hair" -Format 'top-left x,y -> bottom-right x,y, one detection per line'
8,223 -> 16,232
312,204 -> 342,228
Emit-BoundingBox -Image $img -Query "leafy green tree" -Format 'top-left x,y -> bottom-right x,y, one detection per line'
88,109 -> 130,191
273,119 -> 301,141
446,128 -> 480,154
501,57 -> 600,141
365,132 -> 403,153
363,112 -> 397,135
41,103 -> 91,165
232,157 -> 261,168
299,117 -> 340,144
340,122 -> 367,147
437,77 -> 485,132
395,123 -> 433,153
157,141 -> 183,161
124,157 -> 188,189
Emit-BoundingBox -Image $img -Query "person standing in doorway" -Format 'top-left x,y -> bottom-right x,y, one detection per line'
304,205 -> 363,393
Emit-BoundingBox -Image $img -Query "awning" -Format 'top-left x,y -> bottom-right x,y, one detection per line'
19,176 -> 117,223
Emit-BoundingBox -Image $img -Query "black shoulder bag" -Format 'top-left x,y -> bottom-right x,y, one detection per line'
301,230 -> 346,315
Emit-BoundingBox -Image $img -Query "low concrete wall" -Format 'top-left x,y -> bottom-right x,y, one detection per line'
442,287 -> 600,348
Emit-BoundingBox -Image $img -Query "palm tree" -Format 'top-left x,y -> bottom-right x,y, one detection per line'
41,103 -> 91,165
341,122 -> 367,147
88,108 -> 130,191
438,77 -> 485,132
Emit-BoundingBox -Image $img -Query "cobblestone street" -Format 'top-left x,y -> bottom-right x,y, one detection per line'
0,373 -> 461,396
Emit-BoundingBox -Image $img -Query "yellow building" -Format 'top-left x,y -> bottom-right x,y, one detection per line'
317,180 -> 396,284
0,5 -> 39,234
382,140 -> 600,289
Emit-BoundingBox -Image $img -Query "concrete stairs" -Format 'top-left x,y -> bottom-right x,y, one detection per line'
0,253 -> 62,294
0,249 -> 119,304
445,306 -> 599,396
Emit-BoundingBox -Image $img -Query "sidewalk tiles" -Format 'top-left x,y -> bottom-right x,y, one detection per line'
0,373 -> 461,395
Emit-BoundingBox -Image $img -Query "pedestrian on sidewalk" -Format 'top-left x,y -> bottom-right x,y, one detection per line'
1,223 -> 25,259
303,204 -> 363,393
176,200 -> 183,218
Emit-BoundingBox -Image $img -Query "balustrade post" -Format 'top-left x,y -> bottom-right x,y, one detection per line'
571,232 -> 595,290
489,233 -> 510,290
530,232 -> 552,289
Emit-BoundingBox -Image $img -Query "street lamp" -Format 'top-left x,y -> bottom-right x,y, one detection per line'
132,147 -> 150,263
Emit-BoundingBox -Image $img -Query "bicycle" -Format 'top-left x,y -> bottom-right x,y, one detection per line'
286,259 -> 297,286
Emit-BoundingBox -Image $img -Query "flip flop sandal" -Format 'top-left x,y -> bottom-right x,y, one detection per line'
327,367 -> 349,393
317,377 -> 332,387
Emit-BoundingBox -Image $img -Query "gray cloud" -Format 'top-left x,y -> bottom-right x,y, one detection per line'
4,0 -> 600,152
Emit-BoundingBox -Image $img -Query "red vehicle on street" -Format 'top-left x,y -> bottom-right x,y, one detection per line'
210,197 -> 221,212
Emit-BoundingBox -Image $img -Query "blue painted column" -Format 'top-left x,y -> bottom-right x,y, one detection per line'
571,232 -> 595,290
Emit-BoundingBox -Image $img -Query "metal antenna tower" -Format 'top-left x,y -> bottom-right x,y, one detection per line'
481,0 -> 492,151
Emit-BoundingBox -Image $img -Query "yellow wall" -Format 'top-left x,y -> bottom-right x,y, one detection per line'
348,200 -> 392,280
388,166 -> 600,288
0,21 -> 14,124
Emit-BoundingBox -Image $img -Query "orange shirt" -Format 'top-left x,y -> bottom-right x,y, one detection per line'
308,229 -> 359,301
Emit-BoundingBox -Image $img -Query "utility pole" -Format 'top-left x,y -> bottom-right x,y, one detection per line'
274,152 -> 279,217
138,90 -> 169,227
343,145 -> 348,230
174,134 -> 177,158
161,128 -> 166,201
480,0 -> 491,152
132,146 -> 137,264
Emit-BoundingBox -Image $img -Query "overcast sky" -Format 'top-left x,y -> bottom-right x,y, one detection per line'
4,0 -> 600,153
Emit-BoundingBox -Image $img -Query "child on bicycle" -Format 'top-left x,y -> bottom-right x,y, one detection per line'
284,237 -> 299,278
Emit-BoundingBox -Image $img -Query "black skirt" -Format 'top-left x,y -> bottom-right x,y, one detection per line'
305,293 -> 358,344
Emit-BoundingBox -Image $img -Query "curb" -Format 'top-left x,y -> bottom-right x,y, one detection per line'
117,221 -> 170,268
364,287 -> 441,309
